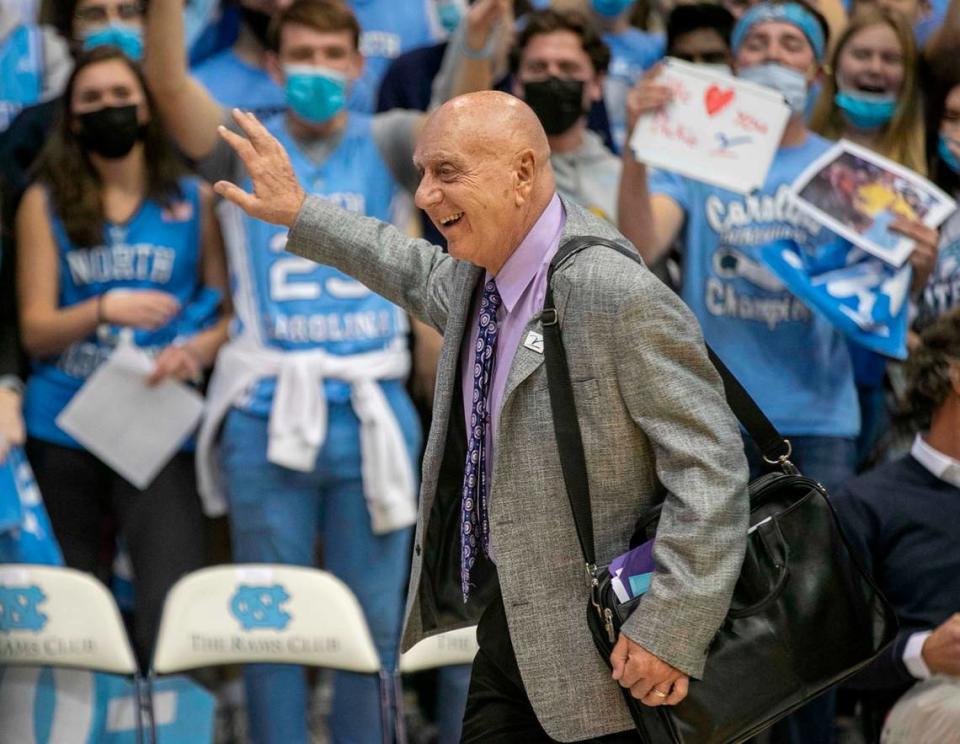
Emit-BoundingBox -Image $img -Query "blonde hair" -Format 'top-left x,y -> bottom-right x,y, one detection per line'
810,8 -> 926,175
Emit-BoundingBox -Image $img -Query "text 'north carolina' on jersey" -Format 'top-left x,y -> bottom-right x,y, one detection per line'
24,178 -> 215,448
218,112 -> 409,412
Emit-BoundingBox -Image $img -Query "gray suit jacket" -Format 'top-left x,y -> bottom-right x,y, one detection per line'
287,195 -> 749,741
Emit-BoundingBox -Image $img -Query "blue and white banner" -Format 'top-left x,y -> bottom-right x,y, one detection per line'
760,238 -> 910,359
0,668 -> 216,744
0,447 -> 63,566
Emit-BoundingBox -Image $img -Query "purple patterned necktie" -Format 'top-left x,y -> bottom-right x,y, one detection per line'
461,279 -> 502,600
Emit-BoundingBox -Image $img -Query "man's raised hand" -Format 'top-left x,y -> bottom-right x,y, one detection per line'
213,109 -> 306,228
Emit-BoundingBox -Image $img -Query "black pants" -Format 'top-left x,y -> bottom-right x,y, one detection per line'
26,438 -> 206,670
461,581 -> 641,744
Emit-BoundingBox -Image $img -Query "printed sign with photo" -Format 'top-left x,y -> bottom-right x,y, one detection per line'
789,140 -> 957,267
629,58 -> 791,194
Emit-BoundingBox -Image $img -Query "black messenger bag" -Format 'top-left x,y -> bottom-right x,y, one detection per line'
542,237 -> 897,744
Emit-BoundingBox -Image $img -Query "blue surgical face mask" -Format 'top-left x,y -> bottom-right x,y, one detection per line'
834,87 -> 897,130
82,23 -> 144,61
737,62 -> 808,114
940,133 -> 960,175
436,0 -> 462,33
284,65 -> 347,124
591,0 -> 634,18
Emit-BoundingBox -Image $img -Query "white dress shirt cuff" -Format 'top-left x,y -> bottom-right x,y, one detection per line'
903,631 -> 934,679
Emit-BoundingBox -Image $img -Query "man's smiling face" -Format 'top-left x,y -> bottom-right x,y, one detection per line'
413,107 -> 522,269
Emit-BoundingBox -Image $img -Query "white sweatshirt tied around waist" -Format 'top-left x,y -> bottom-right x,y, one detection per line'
196,337 -> 417,534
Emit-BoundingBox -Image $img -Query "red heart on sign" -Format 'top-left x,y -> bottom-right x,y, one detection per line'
705,85 -> 735,116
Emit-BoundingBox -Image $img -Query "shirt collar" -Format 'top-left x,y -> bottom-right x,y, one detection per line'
491,193 -> 564,314
911,434 -> 960,488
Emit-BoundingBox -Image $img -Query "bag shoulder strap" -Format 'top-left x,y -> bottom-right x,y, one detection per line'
542,236 -> 790,566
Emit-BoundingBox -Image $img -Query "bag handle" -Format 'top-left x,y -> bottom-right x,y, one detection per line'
542,236 -> 792,568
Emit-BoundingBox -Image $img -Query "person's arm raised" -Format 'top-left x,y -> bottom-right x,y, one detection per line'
143,0 -> 225,160
213,110 -> 457,332
617,68 -> 685,265
430,0 -> 511,107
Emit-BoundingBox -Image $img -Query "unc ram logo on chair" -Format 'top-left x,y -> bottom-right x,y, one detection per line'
0,585 -> 48,632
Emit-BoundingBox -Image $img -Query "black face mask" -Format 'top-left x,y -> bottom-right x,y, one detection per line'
241,6 -> 273,48
522,77 -> 586,136
76,105 -> 144,159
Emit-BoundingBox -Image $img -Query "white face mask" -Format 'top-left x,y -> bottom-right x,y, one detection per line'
737,62 -> 809,114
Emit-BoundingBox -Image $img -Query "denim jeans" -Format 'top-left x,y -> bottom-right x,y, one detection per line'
221,390 -> 421,744
744,434 -> 857,744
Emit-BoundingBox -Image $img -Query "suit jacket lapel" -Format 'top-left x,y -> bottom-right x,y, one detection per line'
500,318 -> 546,407
499,196 -> 588,411
433,261 -> 482,442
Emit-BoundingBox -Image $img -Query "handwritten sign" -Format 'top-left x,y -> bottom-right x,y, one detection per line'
629,58 -> 791,194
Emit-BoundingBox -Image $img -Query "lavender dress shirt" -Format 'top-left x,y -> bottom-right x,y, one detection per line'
460,193 -> 566,501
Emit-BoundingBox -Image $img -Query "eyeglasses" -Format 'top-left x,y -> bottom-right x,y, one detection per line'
74,1 -> 144,24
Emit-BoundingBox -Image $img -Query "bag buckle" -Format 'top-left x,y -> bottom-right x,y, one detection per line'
541,308 -> 558,326
762,439 -> 798,474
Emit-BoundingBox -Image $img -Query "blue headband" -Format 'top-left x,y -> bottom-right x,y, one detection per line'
731,3 -> 826,62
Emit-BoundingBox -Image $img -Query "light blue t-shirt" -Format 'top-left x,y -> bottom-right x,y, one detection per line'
649,132 -> 859,437
603,28 -> 665,153
347,0 -> 442,113
0,24 -> 43,132
192,48 -> 286,118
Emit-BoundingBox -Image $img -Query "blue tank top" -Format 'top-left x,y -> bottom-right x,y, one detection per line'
0,24 -> 43,132
348,0 -> 441,113
24,177 -> 219,448
224,112 -> 408,414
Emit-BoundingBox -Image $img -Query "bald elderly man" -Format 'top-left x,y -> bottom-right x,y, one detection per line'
214,91 -> 749,743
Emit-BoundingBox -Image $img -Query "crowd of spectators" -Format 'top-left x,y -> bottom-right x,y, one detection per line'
0,0 -> 958,741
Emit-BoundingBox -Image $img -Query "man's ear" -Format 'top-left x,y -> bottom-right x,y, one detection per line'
513,148 -> 536,206
949,362 -> 960,395
348,49 -> 365,82
265,51 -> 285,87
587,72 -> 605,104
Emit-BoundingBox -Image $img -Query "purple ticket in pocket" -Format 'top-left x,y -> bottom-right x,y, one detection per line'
609,538 -> 656,602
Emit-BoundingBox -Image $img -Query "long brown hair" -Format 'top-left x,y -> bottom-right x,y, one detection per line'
810,8 -> 926,175
36,46 -> 184,247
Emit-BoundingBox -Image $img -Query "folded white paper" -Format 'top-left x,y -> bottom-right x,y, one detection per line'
57,343 -> 203,489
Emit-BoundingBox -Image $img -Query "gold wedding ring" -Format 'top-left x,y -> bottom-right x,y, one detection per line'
653,688 -> 670,698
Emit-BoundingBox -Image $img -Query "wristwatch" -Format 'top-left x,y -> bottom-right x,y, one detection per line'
0,374 -> 25,396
